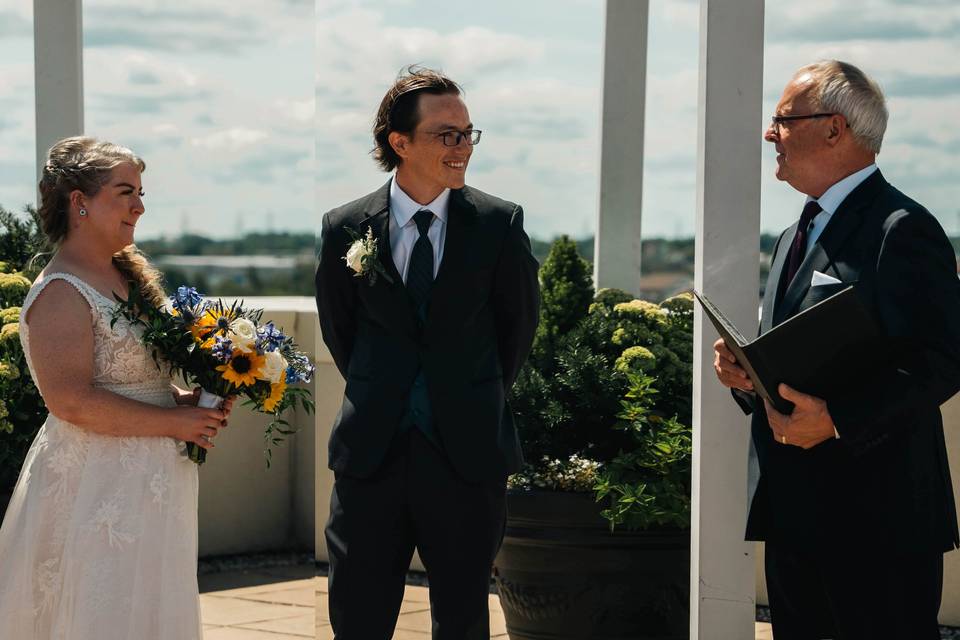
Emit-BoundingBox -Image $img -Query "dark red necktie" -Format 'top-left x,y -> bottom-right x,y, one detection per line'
785,201 -> 822,285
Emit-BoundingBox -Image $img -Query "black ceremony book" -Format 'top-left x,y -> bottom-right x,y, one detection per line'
694,286 -> 882,414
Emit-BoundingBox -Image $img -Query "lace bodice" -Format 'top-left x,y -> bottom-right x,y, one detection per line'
19,272 -> 172,393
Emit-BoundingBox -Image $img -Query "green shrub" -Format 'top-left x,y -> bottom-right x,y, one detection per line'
509,237 -> 693,531
0,205 -> 49,491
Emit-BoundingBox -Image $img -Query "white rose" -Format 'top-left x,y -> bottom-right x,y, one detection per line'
261,350 -> 288,383
344,240 -> 368,273
227,318 -> 257,350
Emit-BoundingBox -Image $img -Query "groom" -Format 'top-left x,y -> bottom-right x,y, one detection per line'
315,66 -> 540,639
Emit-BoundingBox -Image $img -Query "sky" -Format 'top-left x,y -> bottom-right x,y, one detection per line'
0,0 -> 313,240
1,1 -> 957,241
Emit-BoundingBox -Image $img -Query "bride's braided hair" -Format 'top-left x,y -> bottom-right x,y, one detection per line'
38,136 -> 166,308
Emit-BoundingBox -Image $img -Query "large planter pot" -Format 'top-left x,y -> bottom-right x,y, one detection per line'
494,490 -> 690,640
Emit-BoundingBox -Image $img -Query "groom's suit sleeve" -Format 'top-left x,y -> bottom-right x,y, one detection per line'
315,211 -> 358,378
491,204 -> 540,390
827,206 -> 960,454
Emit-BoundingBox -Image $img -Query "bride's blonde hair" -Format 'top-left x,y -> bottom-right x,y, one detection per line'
37,136 -> 166,308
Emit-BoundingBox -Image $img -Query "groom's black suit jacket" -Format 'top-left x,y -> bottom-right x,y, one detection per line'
737,170 -> 960,552
316,180 -> 540,484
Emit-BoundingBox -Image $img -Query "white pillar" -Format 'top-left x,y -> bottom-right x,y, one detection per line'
691,1 -> 764,638
594,0 -> 648,296
33,0 -> 84,194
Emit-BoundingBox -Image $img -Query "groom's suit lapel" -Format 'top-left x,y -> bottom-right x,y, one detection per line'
424,187 -> 476,335
357,180 -> 417,335
771,170 -> 886,327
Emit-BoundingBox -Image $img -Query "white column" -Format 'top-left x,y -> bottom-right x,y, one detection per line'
593,0 -> 648,296
691,1 -> 765,638
33,0 -> 84,193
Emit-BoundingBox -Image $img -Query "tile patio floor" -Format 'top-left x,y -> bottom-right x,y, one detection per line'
200,567 -> 774,639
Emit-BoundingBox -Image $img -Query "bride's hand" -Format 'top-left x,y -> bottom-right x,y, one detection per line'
170,405 -> 228,449
172,387 -> 236,422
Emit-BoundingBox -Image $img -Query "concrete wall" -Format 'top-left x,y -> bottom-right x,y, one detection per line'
197,297 -> 316,557
755,392 -> 960,626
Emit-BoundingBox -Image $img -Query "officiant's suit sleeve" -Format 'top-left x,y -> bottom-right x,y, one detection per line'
492,204 -> 540,391
827,206 -> 960,454
315,211 -> 358,379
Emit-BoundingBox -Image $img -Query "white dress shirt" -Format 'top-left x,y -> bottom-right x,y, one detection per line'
803,163 -> 878,253
389,178 -> 449,283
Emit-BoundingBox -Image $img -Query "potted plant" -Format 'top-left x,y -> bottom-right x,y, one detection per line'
0,205 -> 50,522
495,236 -> 693,640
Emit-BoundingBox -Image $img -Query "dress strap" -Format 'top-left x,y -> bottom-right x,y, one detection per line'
20,272 -> 102,326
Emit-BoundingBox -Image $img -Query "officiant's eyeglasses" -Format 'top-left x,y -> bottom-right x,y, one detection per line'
770,113 -> 836,135
426,129 -> 483,146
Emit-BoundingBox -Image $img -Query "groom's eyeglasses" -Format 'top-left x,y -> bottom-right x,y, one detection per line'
426,129 -> 483,146
769,113 -> 836,135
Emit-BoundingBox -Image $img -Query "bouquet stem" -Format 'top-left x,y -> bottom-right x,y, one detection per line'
188,389 -> 224,465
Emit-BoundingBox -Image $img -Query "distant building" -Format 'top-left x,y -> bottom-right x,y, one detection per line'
154,254 -> 304,289
637,271 -> 692,302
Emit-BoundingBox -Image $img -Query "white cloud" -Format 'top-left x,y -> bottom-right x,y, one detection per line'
190,128 -> 269,151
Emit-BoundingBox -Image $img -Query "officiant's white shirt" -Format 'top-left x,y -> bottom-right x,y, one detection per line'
802,163 -> 878,253
389,177 -> 449,283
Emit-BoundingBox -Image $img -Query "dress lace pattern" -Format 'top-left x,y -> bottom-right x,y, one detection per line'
0,273 -> 202,639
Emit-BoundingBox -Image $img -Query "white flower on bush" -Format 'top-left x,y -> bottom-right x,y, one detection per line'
261,350 -> 288,383
227,318 -> 257,350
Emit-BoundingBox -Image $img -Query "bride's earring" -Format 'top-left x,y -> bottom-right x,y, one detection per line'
79,208 -> 87,216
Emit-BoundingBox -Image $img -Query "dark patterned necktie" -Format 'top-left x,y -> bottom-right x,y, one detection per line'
406,210 -> 435,311
785,201 -> 822,285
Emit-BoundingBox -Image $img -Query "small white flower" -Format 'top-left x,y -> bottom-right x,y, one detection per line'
261,350 -> 288,383
227,318 -> 257,350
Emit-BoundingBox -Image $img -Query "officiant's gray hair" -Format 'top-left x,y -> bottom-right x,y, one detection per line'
794,60 -> 888,154
37,136 -> 166,307
372,65 -> 463,171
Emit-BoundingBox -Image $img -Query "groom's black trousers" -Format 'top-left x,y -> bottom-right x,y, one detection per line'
765,542 -> 943,639
325,428 -> 507,640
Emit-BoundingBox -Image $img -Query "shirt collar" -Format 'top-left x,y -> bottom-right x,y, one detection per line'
805,163 -> 878,215
389,177 -> 450,228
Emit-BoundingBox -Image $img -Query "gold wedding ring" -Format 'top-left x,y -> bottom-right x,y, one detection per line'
781,434 -> 786,444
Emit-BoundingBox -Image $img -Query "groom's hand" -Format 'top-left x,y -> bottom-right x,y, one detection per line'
764,384 -> 836,450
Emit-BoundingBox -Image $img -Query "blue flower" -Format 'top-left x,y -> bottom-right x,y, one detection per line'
171,286 -> 203,313
211,336 -> 234,362
256,322 -> 286,353
285,353 -> 315,384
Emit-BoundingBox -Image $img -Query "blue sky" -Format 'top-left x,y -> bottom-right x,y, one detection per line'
1,1 -> 957,241
0,0 -> 313,240
319,0 -> 960,239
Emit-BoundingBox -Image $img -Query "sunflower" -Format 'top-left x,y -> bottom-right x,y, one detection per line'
216,348 -> 266,387
192,306 -> 235,349
263,379 -> 287,413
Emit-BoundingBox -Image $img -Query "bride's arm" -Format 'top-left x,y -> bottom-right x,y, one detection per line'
24,281 -> 224,449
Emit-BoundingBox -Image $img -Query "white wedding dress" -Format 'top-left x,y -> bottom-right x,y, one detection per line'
0,272 -> 202,639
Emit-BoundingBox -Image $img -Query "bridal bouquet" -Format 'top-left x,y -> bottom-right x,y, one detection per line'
111,284 -> 315,465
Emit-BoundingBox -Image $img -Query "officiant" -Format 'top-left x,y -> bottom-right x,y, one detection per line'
713,60 -> 960,639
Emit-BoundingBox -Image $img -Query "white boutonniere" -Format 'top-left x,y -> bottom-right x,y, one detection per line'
344,226 -> 394,286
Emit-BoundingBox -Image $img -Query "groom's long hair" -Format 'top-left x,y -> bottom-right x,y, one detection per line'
372,65 -> 462,172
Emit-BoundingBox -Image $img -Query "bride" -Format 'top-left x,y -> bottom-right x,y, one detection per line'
0,136 -> 234,639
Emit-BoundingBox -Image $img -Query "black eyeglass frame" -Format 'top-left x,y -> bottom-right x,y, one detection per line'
423,129 -> 483,147
770,112 -> 837,134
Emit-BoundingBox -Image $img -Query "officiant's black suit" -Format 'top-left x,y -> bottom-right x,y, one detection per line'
735,169 -> 960,638
316,179 -> 539,639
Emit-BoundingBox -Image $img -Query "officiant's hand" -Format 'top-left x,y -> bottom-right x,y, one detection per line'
713,338 -> 753,391
764,384 -> 836,449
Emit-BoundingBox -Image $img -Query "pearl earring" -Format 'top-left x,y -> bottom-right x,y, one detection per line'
79,208 -> 87,216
